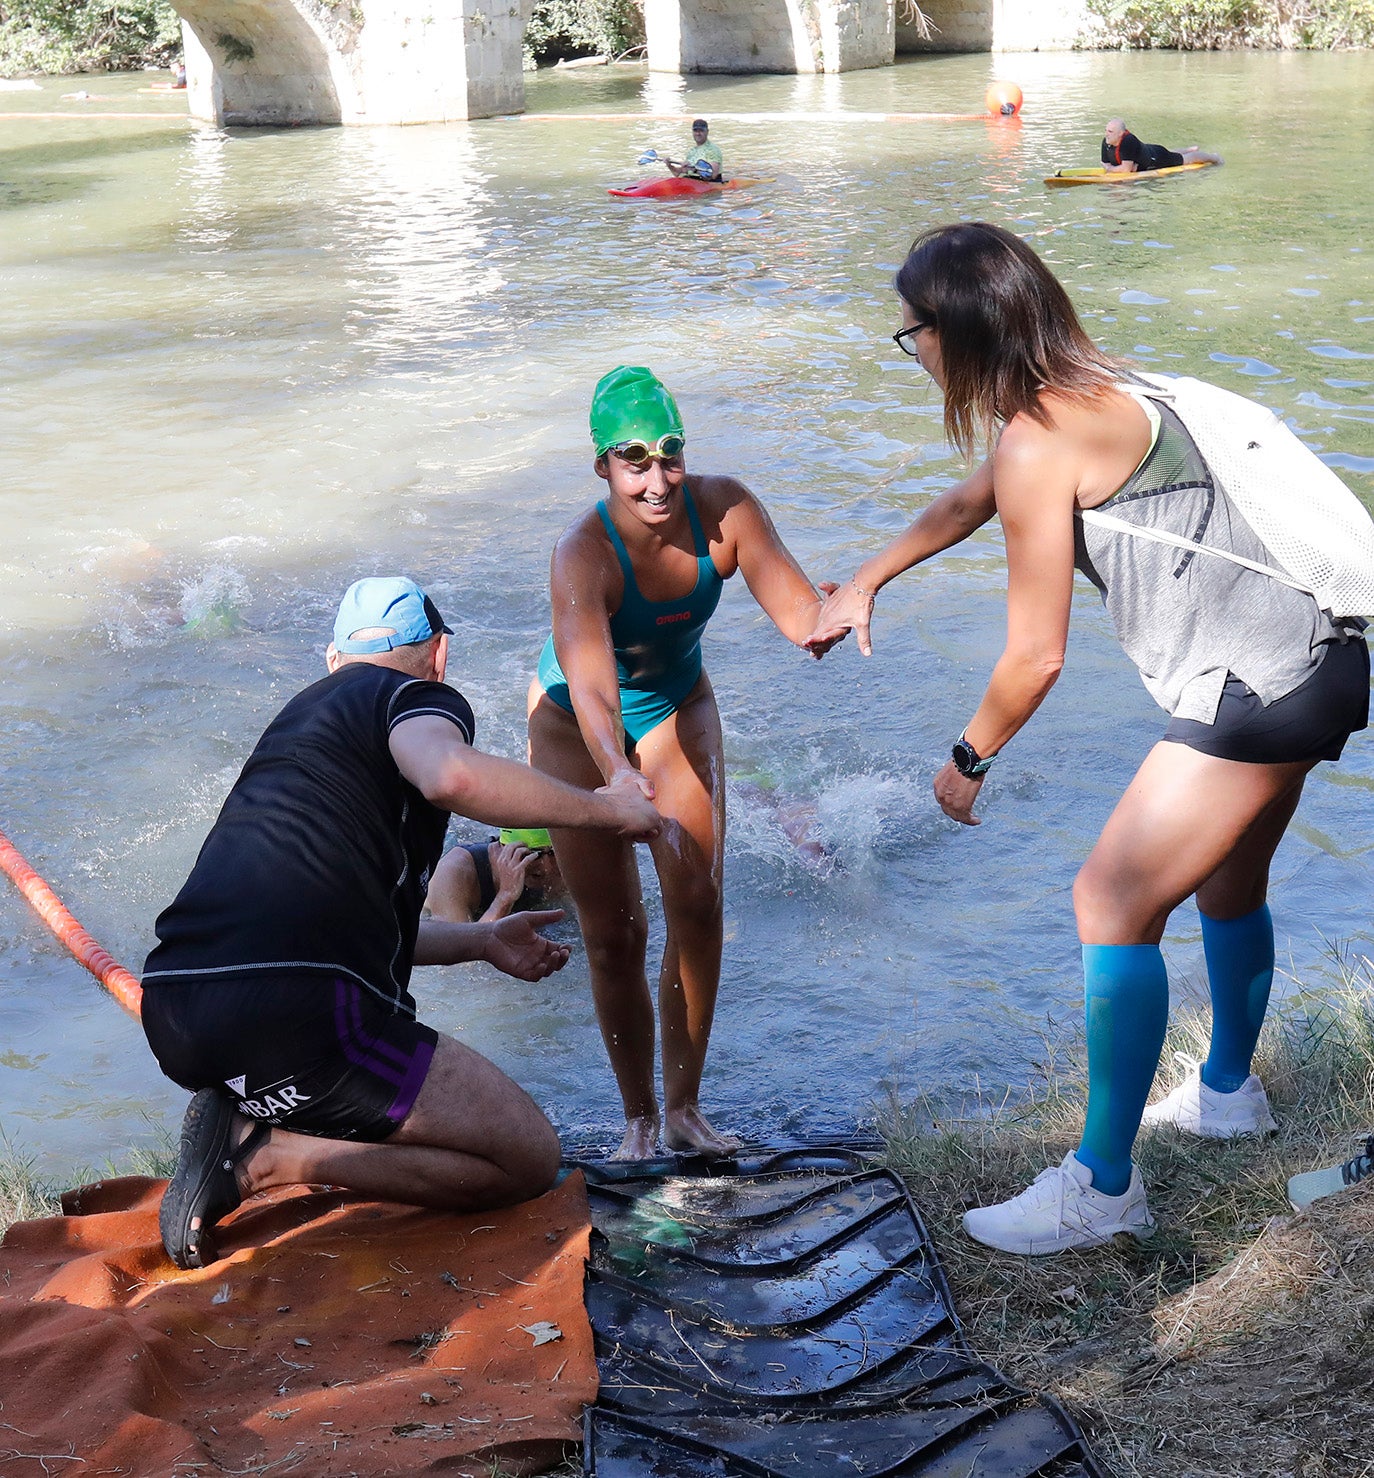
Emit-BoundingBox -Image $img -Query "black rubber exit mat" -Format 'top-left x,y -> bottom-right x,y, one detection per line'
574,1146 -> 1106,1478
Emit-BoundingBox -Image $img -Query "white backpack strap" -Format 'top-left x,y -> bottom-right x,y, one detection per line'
1117,371 -> 1176,400
1077,507 -> 1318,598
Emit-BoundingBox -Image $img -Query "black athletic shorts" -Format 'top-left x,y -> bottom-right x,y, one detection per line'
1141,144 -> 1185,171
141,973 -> 438,1142
1163,636 -> 1369,764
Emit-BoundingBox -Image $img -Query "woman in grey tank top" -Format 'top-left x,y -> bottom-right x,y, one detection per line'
810,222 -> 1368,1257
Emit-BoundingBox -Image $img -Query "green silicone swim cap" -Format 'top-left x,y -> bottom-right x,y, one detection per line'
589,366 -> 684,455
499,827 -> 553,849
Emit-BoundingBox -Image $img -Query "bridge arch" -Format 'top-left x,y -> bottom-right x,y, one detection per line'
176,0 -> 1087,127
178,0 -> 345,126
178,0 -> 528,127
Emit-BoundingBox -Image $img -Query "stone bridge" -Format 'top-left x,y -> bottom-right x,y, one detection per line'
176,0 -> 1087,127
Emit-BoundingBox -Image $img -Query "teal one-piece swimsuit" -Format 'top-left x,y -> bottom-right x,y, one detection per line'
537,485 -> 725,744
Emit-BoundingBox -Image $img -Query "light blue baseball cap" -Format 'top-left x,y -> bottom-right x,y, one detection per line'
333,577 -> 452,655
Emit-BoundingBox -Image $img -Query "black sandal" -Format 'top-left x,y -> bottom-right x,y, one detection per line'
160,1089 -> 269,1270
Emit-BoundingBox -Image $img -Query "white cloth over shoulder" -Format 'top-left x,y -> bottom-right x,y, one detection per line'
1116,373 -> 1374,619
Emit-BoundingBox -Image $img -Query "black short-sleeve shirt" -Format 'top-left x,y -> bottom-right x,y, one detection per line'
1102,130 -> 1145,166
143,663 -> 475,1009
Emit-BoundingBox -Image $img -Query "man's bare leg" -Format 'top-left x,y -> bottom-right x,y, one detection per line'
225,1034 -> 561,1218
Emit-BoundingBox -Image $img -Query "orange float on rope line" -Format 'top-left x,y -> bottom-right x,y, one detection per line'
985,81 -> 1023,117
0,826 -> 142,1018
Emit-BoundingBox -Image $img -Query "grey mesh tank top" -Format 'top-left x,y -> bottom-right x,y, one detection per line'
1073,396 -> 1347,724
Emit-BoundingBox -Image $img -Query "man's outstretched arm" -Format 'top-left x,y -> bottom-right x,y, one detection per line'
389,715 -> 660,839
415,909 -> 571,980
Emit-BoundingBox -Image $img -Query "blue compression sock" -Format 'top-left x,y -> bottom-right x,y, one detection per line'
1076,944 -> 1169,1198
1200,904 -> 1273,1095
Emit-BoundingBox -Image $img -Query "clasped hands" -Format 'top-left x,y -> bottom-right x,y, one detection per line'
804,578 -> 875,659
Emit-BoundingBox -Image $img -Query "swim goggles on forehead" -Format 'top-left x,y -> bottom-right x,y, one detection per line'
606,433 -> 686,466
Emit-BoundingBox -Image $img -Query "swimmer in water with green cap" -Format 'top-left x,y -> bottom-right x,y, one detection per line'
426,827 -> 565,924
528,366 -> 845,1159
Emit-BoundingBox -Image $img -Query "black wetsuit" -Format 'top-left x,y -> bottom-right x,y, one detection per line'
459,840 -> 499,916
1102,131 -> 1185,172
141,663 -> 476,1140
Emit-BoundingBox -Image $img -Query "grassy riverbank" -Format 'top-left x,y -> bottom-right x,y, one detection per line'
1084,0 -> 1374,50
5,958 -> 1373,1476
0,0 -> 179,75
0,1136 -> 172,1231
883,950 -> 1374,1477
0,1146 -> 61,1227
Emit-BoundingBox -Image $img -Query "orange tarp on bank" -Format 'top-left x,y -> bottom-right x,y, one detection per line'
0,1174 -> 595,1476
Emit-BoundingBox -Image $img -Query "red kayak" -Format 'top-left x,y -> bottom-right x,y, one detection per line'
608,176 -> 759,200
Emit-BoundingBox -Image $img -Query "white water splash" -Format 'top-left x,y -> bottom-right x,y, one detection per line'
178,564 -> 250,635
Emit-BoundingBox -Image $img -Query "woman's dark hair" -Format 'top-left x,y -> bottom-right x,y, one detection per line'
895,222 -> 1119,457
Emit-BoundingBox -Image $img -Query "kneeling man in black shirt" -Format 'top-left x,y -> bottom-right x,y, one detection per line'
141,576 -> 660,1269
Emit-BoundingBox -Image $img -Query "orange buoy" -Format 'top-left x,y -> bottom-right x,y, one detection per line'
985,81 -> 1023,117
0,826 -> 142,1018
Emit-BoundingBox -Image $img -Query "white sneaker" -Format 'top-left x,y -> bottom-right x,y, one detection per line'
1288,1135 -> 1374,1211
962,1151 -> 1155,1256
1141,1054 -> 1277,1138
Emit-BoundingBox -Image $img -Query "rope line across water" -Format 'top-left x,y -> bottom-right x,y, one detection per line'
0,827 -> 142,1019
513,110 -> 990,123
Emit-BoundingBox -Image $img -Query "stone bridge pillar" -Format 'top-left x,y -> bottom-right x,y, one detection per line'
645,0 -> 894,74
897,0 -> 1089,51
178,0 -> 529,127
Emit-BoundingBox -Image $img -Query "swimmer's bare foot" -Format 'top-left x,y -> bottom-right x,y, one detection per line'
665,1105 -> 744,1157
612,1115 -> 661,1160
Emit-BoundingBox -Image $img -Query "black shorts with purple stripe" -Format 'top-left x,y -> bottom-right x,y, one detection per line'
141,972 -> 438,1142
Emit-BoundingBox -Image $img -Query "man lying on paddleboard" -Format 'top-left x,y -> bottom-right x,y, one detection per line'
1102,117 -> 1222,173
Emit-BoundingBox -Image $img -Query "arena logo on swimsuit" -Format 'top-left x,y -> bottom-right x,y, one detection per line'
656,611 -> 693,625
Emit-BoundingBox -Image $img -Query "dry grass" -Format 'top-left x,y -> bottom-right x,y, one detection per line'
882,946 -> 1374,1477
0,1130 -> 175,1238
0,1140 -> 62,1231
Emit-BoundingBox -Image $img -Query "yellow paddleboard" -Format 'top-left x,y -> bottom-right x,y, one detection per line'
1045,161 -> 1218,188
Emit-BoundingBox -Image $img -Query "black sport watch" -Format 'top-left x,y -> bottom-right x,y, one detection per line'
951,733 -> 996,779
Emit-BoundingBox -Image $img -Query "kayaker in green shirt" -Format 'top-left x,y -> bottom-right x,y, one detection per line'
668,118 -> 724,181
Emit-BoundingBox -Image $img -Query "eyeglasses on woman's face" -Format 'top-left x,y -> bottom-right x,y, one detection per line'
892,321 -> 935,357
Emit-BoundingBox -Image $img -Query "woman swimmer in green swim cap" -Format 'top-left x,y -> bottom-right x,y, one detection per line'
528,366 -> 843,1159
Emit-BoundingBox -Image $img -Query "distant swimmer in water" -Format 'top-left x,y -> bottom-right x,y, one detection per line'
426,827 -> 566,924
666,118 -> 724,181
731,771 -> 828,869
528,366 -> 844,1159
142,61 -> 187,92
1102,118 -> 1222,173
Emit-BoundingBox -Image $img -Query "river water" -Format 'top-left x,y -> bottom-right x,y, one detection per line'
1,50 -> 1371,1175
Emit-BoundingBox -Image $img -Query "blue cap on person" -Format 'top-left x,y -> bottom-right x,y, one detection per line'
333,576 -> 453,655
